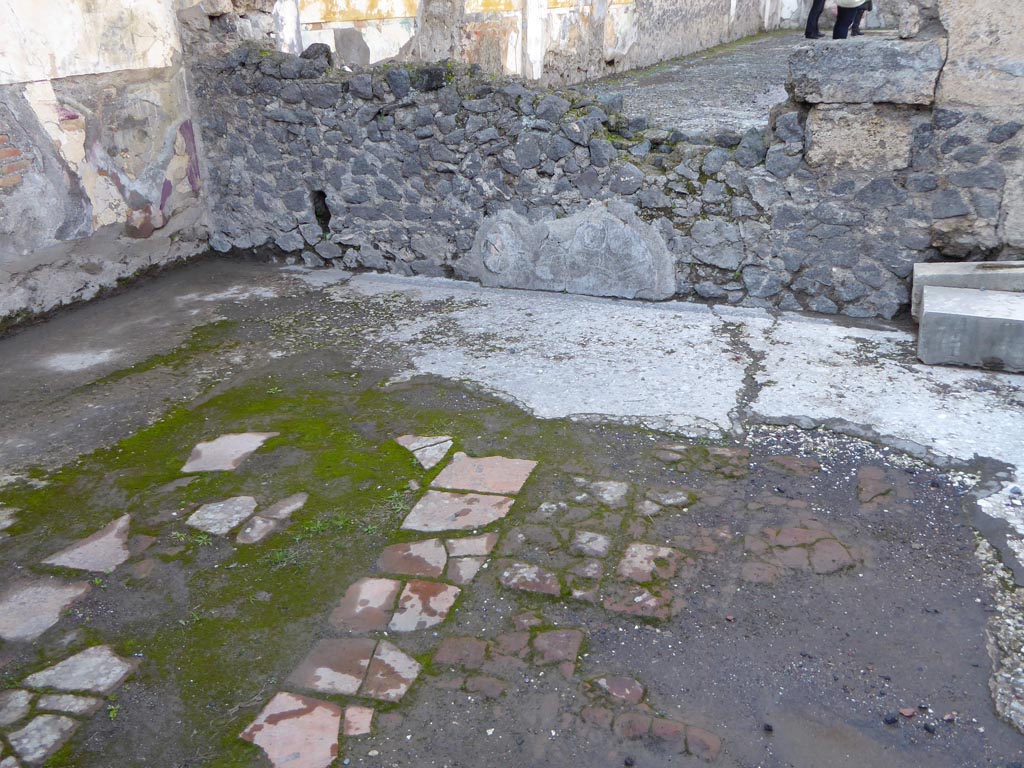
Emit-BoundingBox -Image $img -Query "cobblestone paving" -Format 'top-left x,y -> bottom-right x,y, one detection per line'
0,646 -> 136,764
1,415 -> 977,766
585,32 -> 801,135
237,436 -> 732,766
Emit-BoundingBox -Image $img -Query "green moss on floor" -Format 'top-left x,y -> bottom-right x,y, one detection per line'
0,332 -> 724,767
82,319 -> 239,390
0,365 -> 597,766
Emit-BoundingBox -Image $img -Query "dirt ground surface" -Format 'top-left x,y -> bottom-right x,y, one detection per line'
0,259 -> 1022,768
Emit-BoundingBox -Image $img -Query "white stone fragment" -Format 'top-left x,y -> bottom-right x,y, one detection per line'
42,515 -> 131,573
187,496 -> 258,535
23,646 -> 136,695
7,715 -> 78,764
182,432 -> 279,472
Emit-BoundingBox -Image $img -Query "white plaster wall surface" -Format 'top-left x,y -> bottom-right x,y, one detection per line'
523,0 -> 546,78
627,0 -> 767,71
298,0 -> 419,62
303,20 -> 417,63
0,0 -> 182,86
301,0 -> 783,81
301,0 -> 418,22
603,4 -> 638,62
274,0 -> 305,53
778,0 -> 802,24
461,9 -> 525,75
19,81 -> 123,231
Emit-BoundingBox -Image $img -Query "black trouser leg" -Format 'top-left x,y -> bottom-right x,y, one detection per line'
833,7 -> 859,38
805,0 -> 826,37
851,7 -> 866,34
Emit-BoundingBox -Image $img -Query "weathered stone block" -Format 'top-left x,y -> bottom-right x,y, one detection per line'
905,172 -> 939,192
1002,154 -> 1024,251
609,163 -> 644,195
931,189 -> 970,219
412,65 -> 447,92
349,74 -> 374,100
588,138 -> 616,167
948,164 -> 1006,190
735,128 -> 768,168
917,286 -> 1024,372
789,38 -> 945,105
458,201 -> 675,300
805,104 -> 916,171
938,0 -> 1024,108
987,122 -> 1022,144
911,261 -> 1024,319
278,57 -> 305,80
702,148 -> 729,175
535,95 -> 570,123
743,266 -> 785,297
774,111 -> 805,144
765,144 -> 802,178
385,68 -> 411,99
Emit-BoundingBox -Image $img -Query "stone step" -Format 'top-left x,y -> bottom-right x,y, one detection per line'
917,286 -> 1024,372
912,261 -> 1024,320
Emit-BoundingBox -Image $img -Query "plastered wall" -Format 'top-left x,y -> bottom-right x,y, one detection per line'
0,0 -> 203,259
299,0 -> 792,84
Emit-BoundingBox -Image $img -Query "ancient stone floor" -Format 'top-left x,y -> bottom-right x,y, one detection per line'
0,260 -> 1023,767
585,31 -> 806,136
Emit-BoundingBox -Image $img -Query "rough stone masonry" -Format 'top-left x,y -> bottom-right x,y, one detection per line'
189,27 -> 1021,319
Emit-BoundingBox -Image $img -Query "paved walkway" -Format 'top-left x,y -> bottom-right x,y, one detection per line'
585,32 -> 801,135
0,261 -> 1022,767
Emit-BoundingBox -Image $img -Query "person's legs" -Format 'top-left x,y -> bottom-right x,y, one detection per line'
851,7 -> 867,34
833,6 -> 858,38
805,0 -> 827,38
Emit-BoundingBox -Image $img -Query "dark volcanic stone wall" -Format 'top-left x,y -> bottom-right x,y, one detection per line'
191,44 -> 1019,319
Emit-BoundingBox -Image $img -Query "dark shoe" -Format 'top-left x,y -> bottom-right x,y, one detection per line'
805,33 -> 824,39
851,29 -> 864,36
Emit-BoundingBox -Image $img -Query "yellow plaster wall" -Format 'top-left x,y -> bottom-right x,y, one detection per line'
300,0 -> 419,23
465,0 -> 520,14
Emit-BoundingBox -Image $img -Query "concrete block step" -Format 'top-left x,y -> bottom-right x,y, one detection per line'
917,286 -> 1024,372
911,261 -> 1024,320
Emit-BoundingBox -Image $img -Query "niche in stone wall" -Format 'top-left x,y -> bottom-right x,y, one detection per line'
311,189 -> 331,233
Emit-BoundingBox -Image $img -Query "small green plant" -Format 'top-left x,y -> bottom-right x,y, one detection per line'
91,577 -> 107,590
266,386 -> 283,394
381,490 -> 409,514
261,548 -> 300,570
329,513 -> 351,531
302,517 -> 329,535
169,531 -> 188,543
107,703 -> 120,720
290,515 -> 333,542
193,532 -> 213,547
